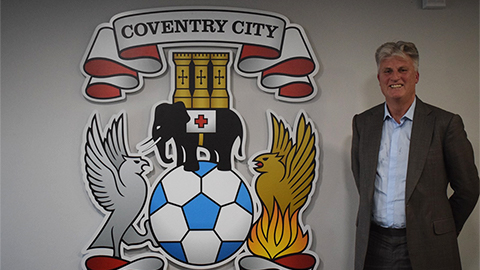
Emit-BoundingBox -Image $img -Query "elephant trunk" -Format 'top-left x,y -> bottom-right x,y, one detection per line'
155,137 -> 173,164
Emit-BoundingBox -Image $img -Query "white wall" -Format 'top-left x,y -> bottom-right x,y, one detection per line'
1,0 -> 478,269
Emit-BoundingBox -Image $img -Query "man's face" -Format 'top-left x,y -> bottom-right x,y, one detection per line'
377,55 -> 419,105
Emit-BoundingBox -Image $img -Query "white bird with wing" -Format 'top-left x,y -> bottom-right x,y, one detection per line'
83,112 -> 153,258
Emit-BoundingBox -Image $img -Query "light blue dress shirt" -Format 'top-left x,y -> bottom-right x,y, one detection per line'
372,99 -> 416,229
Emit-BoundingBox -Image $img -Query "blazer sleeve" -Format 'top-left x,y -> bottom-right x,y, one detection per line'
351,114 -> 360,190
444,114 -> 479,234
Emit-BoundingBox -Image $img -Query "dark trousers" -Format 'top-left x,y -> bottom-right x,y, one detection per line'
364,223 -> 413,270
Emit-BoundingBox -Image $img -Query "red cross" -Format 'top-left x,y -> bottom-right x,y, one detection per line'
194,114 -> 208,128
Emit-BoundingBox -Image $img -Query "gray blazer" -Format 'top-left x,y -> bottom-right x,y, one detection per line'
351,98 -> 479,270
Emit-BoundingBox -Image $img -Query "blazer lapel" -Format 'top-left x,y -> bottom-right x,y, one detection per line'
405,98 -> 434,203
363,105 -> 385,197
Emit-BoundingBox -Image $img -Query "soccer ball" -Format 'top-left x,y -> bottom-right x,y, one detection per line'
149,162 -> 254,268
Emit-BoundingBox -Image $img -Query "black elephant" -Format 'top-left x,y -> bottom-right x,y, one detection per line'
150,102 -> 245,171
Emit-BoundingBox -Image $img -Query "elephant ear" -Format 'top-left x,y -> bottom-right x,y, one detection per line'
172,102 -> 190,123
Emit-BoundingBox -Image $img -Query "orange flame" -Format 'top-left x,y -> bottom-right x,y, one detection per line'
248,202 -> 308,260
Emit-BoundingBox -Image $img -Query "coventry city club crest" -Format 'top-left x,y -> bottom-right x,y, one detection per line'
79,6 -> 320,270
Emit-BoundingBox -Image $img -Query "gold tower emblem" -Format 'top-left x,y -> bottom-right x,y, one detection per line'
173,53 -> 230,109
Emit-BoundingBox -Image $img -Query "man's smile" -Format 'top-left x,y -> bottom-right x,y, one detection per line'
389,84 -> 403,88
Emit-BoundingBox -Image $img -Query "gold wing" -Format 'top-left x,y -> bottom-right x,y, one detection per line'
283,113 -> 317,216
270,113 -> 293,163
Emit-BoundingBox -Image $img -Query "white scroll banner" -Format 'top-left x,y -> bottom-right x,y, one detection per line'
80,7 -> 318,103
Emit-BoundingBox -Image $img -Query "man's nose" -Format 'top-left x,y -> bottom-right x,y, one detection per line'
391,71 -> 401,80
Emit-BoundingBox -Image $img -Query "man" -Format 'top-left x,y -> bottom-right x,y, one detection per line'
351,41 -> 479,270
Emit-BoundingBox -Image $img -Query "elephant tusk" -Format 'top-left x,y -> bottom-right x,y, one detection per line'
136,136 -> 161,155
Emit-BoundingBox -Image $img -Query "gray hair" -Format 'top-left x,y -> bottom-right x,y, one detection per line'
375,41 -> 419,71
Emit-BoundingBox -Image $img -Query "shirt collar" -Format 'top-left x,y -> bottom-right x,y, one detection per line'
383,97 -> 416,122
